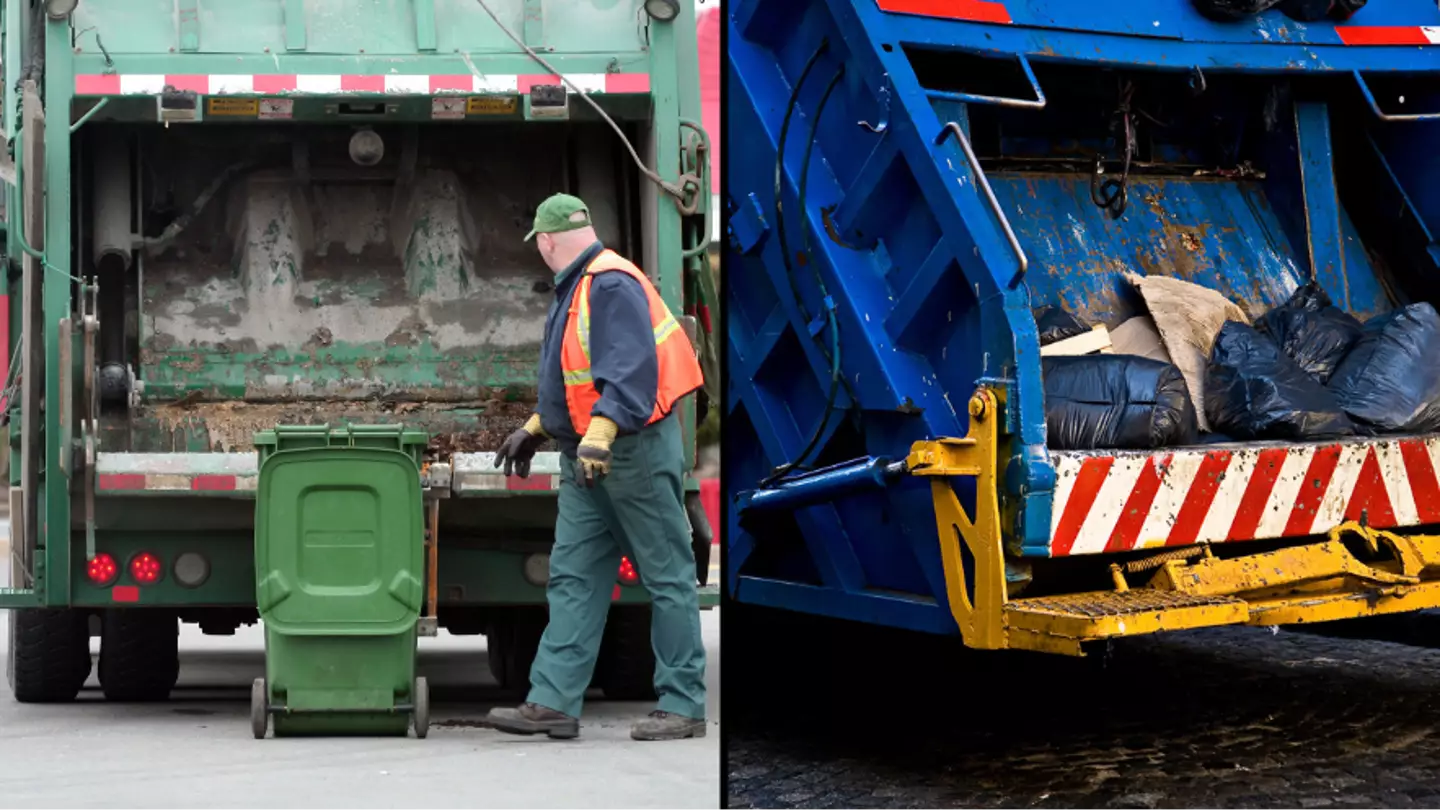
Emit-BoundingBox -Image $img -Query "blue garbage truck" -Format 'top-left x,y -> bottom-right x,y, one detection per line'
726,0 -> 1440,653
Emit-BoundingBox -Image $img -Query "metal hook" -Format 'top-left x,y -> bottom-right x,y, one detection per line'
859,84 -> 890,133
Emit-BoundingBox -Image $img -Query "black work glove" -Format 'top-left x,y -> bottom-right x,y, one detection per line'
494,414 -> 547,478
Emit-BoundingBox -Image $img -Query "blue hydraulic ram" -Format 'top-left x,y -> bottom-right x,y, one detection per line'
726,0 -> 1440,647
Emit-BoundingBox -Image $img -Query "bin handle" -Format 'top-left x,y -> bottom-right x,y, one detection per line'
936,121 -> 1029,289
924,53 -> 1046,110
1353,71 -> 1440,122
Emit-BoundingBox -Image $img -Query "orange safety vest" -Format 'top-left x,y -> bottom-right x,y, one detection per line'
560,250 -> 704,436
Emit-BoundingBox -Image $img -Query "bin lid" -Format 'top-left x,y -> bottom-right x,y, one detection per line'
255,447 -> 424,635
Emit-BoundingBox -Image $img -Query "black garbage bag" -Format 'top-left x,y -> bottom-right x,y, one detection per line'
1278,0 -> 1366,20
1205,321 -> 1355,440
1254,282 -> 1363,384
1191,0 -> 1283,21
1033,305 -> 1089,346
1328,302 -> 1440,433
1042,355 -> 1198,450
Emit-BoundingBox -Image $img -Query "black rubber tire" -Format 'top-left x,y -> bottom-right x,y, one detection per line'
413,676 -> 429,739
485,608 -> 546,693
596,605 -> 657,701
98,609 -> 180,702
250,678 -> 268,740
6,608 -> 92,703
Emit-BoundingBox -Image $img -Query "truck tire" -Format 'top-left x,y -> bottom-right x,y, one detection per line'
6,608 -> 92,703
596,605 -> 657,701
98,610 -> 180,702
486,607 -> 546,693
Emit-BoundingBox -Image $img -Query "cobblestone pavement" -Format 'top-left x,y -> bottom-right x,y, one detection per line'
726,606 -> 1440,809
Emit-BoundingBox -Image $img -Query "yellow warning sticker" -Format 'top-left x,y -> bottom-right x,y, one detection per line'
207,98 -> 259,116
466,96 -> 518,115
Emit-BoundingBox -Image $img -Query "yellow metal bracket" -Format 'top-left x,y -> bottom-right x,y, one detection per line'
907,389 -> 1008,649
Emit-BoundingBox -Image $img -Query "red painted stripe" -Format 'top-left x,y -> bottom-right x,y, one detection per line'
111,585 -> 140,603
1401,440 -> 1440,523
76,74 -> 122,95
1227,448 -> 1289,541
1283,444 -> 1343,537
876,0 -> 1012,24
1166,450 -> 1232,547
191,475 -> 237,492
253,74 -> 298,94
1050,457 -> 1113,557
1346,447 -> 1398,528
518,74 -> 562,94
340,74 -> 386,93
164,75 -> 209,94
507,475 -> 553,491
98,474 -> 147,491
1337,26 -> 1430,46
604,73 -> 651,94
429,75 -> 473,93
1104,455 -> 1169,553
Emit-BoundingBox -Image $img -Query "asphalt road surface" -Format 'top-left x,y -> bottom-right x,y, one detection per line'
0,552 -> 720,809
726,604 -> 1440,809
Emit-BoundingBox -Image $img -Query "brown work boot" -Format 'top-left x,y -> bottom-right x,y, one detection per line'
486,702 -> 580,739
630,710 -> 707,741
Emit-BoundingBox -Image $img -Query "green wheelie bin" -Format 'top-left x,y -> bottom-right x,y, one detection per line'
250,425 -> 431,739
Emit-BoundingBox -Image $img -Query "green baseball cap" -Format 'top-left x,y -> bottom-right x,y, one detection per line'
524,193 -> 592,241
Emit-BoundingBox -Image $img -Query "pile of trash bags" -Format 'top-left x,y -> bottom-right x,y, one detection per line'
1191,0 -> 1365,22
1036,281 -> 1440,450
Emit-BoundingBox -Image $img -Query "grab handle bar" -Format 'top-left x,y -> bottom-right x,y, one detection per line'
924,53 -> 1046,110
936,121 -> 1028,289
1354,71 -> 1440,122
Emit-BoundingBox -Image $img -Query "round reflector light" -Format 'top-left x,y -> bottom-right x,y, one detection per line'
522,553 -> 551,586
86,553 -> 119,587
644,0 -> 679,21
173,552 -> 210,588
617,556 -> 640,586
129,552 -> 163,585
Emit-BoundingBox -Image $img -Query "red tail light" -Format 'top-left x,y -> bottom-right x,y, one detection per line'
86,553 -> 119,587
129,552 -> 163,585
617,556 -> 640,586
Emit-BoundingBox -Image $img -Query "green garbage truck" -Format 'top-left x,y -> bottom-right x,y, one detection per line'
0,0 -> 718,707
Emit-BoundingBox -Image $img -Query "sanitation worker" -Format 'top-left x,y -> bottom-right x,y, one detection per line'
486,193 -> 708,742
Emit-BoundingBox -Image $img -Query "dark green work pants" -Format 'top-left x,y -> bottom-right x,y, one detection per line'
527,413 -> 707,720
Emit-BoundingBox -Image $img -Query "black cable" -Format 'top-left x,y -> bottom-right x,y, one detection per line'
1091,80 -> 1137,220
764,62 -> 848,487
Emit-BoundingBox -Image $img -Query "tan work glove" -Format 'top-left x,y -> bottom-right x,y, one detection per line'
494,414 -> 548,478
576,416 -> 618,488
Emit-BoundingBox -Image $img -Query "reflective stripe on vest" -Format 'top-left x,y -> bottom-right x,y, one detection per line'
558,250 -> 704,437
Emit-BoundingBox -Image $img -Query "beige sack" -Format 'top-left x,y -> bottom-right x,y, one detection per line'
1124,273 -> 1247,433
1110,316 -> 1172,365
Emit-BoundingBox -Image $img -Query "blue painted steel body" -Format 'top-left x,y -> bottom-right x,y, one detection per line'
726,0 -> 1440,633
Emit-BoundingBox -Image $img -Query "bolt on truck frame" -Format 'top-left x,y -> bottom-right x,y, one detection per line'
728,0 -> 1440,654
1,0 -> 718,704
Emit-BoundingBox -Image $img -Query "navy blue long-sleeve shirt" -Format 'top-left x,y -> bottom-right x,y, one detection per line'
536,241 -> 660,455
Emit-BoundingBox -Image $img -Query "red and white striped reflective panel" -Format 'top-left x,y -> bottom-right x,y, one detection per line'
74,73 -> 651,97
876,0 -> 1012,23
1048,436 -> 1440,557
97,473 -> 257,493
1337,26 -> 1440,45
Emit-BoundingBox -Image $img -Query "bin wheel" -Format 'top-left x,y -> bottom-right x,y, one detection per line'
413,677 -> 429,739
250,678 -> 268,740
